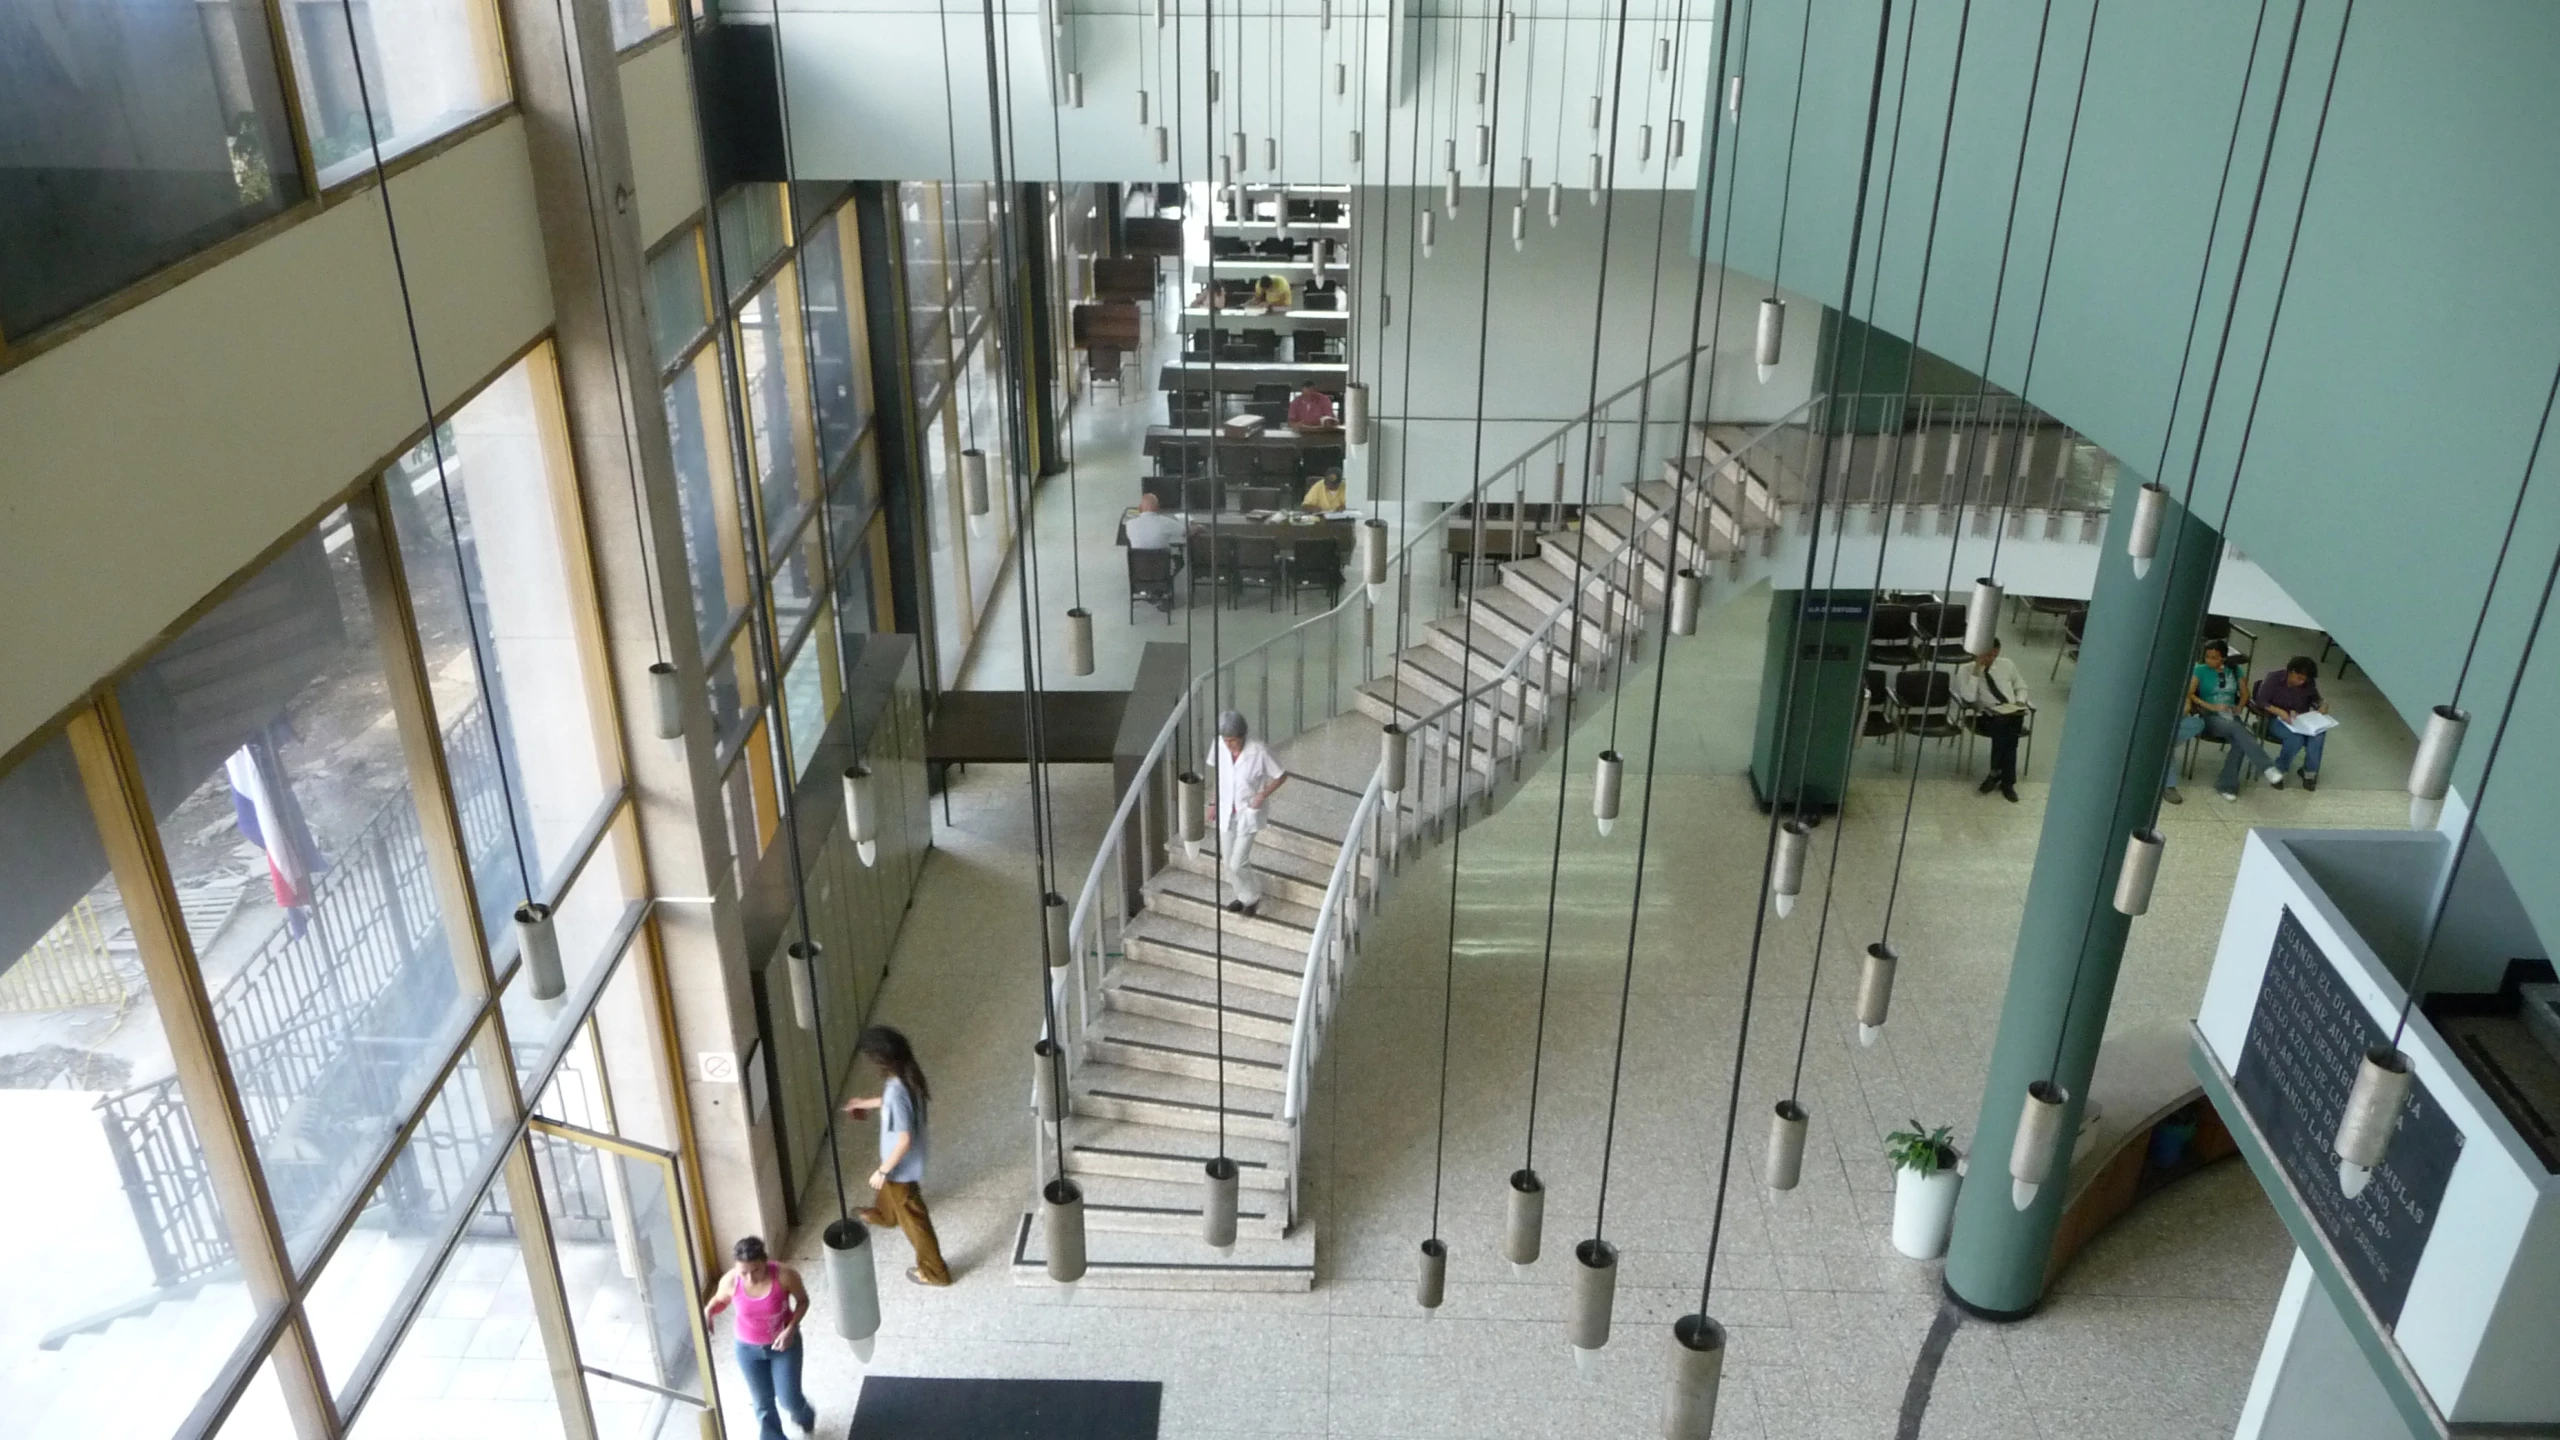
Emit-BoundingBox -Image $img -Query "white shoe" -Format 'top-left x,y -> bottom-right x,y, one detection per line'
2218,790 -> 2239,803
2264,767 -> 2285,788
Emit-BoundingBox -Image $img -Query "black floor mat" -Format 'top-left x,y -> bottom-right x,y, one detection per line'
846,1377 -> 1162,1439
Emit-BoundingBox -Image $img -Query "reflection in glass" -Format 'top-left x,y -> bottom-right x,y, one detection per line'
643,231 -> 710,372
605,0 -> 673,49
530,1128 -> 707,1414
389,349 -> 619,947
800,216 -> 866,475
500,826 -> 638,1081
739,268 -> 818,551
714,184 -> 787,301
346,1186 -> 567,1440
705,625 -> 759,749
780,606 -> 838,782
302,1040 -> 502,1397
768,521 -> 825,647
0,734 -> 259,1433
663,354 -> 744,653
115,504 -> 474,1266
281,0 -> 510,186
0,0 -> 306,336
209,1345 -> 296,1438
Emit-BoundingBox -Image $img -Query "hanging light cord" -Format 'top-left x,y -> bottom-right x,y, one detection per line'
1425,0 -> 1515,1247
2445,382 -> 2560,710
1516,0 -> 1646,1180
1037,0 -> 1083,612
1201,0 -> 1231,1167
1866,0 -> 1984,957
1384,13 -> 1433,716
326,0 -> 537,913
2048,0 -> 2331,1084
2393,372 -> 2560,1042
1687,0 -> 1894,1321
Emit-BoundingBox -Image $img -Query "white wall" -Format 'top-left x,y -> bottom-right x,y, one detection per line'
1348,187 -> 1820,506
622,35 -> 710,247
0,120 -> 556,754
763,0 -> 1712,189
2235,1253 -> 2426,1440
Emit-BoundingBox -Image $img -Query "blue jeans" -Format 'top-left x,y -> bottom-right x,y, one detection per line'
736,1337 -> 814,1439
2269,717 -> 2326,777
2166,711 -> 2274,794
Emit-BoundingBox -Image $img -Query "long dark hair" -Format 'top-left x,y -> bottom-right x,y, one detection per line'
856,1025 -> 930,1108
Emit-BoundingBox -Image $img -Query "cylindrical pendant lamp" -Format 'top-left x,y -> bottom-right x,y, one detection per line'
1138,88 -> 1150,125
1726,74 -> 1743,116
1587,152 -> 1603,203
1518,156 -> 1533,200
1335,63 -> 1347,96
843,763 -> 878,867
1570,1239 -> 1619,1361
1345,381 -> 1371,444
1504,1169 -> 1544,1269
2114,828 -> 2164,916
517,902 -> 565,1001
2334,1045 -> 2411,1197
822,1219 -> 883,1362
2009,1080 -> 2069,1210
1416,1237 -> 1448,1309
1203,1157 -> 1240,1254
1065,608 -> 1094,677
1068,70 -> 1084,107
1042,1178 -> 1087,1283
1663,1314 -> 1728,1440
1045,891 -> 1071,970
1855,942 -> 1897,1046
1754,297 -> 1787,384
1765,1100 -> 1809,1191
1155,126 -> 1170,165
1588,95 -> 1603,130
1669,118 -> 1686,160
2126,482 -> 2167,578
1476,125 -> 1492,168
1361,517 -> 1389,601
1593,749 -> 1624,836
1655,36 -> 1673,71
1771,819 -> 1813,917
1547,181 -> 1562,226
1032,1038 -> 1063,1125
648,661 -> 683,739
1964,578 -> 2003,655
2407,704 -> 2468,830
962,448 -> 992,528
1264,137 -> 1277,172
1638,124 -> 1653,167
1350,128 -> 1364,163
1178,771 -> 1206,849
1511,204 -> 1526,252
1670,569 -> 1703,636
786,939 -> 821,1030
1380,724 -> 1409,794
1444,170 -> 1461,218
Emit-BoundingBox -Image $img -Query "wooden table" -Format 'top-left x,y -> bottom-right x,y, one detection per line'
925,690 -> 1132,822
1116,510 -> 1360,550
1178,307 -> 1349,333
1143,423 -> 1346,456
1158,361 -> 1349,395
1188,260 -> 1353,285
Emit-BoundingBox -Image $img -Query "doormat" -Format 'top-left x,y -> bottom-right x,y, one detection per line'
846,1377 -> 1162,1439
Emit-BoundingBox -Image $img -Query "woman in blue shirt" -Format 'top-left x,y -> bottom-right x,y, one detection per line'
2163,641 -> 2281,803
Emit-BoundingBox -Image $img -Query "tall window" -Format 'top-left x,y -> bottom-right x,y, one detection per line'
0,0 -> 306,338
281,0 -> 510,186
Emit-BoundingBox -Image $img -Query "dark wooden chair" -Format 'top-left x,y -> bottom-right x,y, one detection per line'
1889,668 -> 1965,770
1288,538 -> 1344,611
1127,547 -> 1177,621
1232,538 -> 1284,610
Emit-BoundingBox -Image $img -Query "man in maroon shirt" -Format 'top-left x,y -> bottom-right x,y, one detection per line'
2252,656 -> 2330,790
1287,380 -> 1338,429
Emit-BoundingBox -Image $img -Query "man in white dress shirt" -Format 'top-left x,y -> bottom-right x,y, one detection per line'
1209,711 -> 1288,917
1950,636 -> 2030,802
1124,492 -> 1191,555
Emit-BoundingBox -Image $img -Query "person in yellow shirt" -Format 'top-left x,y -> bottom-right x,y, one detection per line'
1299,470 -> 1347,512
1253,274 -> 1294,309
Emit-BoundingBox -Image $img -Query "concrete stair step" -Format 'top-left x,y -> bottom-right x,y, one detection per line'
1086,1011 -> 1290,1088
1103,960 -> 1298,1042
1121,913 -> 1309,995
1073,1061 -> 1290,1140
1396,642 -> 1555,715
1063,1115 -> 1291,1191
1168,837 -> 1356,911
1066,1171 -> 1290,1240
1144,867 -> 1322,950
1010,1209 -> 1314,1291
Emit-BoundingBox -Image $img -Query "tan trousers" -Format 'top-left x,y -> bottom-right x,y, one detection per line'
863,1180 -> 951,1284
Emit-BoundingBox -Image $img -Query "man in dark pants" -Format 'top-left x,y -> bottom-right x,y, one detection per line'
1952,637 -> 2031,802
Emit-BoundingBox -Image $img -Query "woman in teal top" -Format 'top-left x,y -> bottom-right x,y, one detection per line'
2163,640 -> 2281,803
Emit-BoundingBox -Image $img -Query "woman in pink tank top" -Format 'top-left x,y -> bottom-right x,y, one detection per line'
704,1236 -> 816,1438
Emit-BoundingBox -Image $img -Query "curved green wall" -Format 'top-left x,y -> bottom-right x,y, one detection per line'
1703,0 -> 2560,944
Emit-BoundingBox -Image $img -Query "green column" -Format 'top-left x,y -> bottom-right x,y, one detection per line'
1749,590 -> 1869,814
1942,470 -> 2219,1318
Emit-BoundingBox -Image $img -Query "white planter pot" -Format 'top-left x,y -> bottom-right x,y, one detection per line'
1891,1165 -> 1961,1259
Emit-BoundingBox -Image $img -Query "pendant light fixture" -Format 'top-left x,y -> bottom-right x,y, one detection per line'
1068,70 -> 1084,107
1670,569 -> 1704,635
784,939 -> 821,1029
1420,207 -> 1436,258
1444,168 -> 1461,217
1360,517 -> 1389,600
2333,1047 -> 2410,1198
1511,205 -> 1526,252
1963,577 -> 2003,654
1380,723 -> 1408,793
1547,181 -> 1562,225
962,448 -> 991,530
2125,481 -> 2167,576
1065,608 -> 1094,676
1764,1101 -> 1808,1190
2008,1079 -> 2068,1209
1031,1037 -> 1062,1127
1345,381 -> 1371,444
1587,152 -> 1603,203
2406,706 -> 2467,829
1755,296 -> 1786,382
843,763 -> 878,867
1637,123 -> 1653,167
1592,749 -> 1623,835
1349,128 -> 1364,162
1669,117 -> 1686,160
1856,942 -> 1897,1045
517,902 -> 566,1001
1726,74 -> 1743,117
649,662 -> 683,739
1139,88 -> 1150,124
1570,1240 -> 1617,1370
2113,827 -> 2163,915
1178,770 -> 1204,852
1155,126 -> 1171,165
1769,818 -> 1812,916
1518,155 -> 1533,201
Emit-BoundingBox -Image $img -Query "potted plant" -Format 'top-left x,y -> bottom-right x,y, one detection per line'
1885,1121 -> 1963,1260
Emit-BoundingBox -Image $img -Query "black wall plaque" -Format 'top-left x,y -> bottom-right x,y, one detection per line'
2233,907 -> 2464,1326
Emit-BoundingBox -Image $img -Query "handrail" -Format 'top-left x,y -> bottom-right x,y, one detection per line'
1278,772 -> 1383,1124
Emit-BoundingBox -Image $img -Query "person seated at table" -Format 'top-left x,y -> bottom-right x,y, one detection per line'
1299,470 -> 1348,512
1124,492 -> 1192,565
1252,273 -> 1294,310
2252,655 -> 2332,791
1190,282 -> 1227,310
1288,380 -> 1339,429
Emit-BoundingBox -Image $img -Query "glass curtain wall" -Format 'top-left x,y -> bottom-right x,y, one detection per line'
0,343 -> 707,1440
0,0 -> 511,354
894,180 -> 1018,690
649,190 -> 886,893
